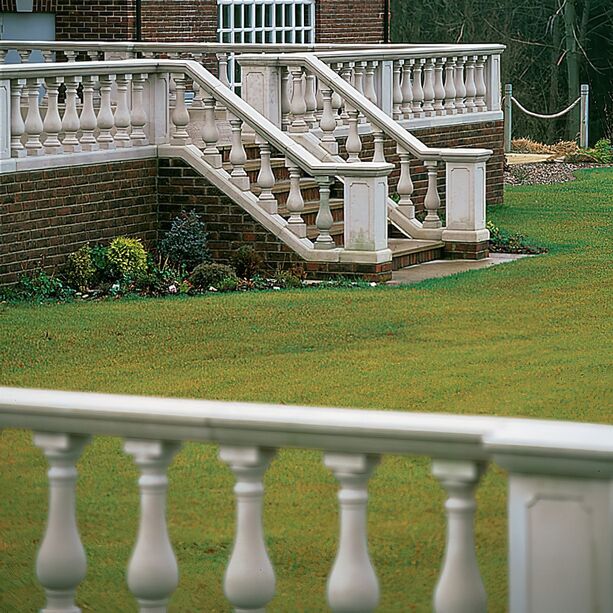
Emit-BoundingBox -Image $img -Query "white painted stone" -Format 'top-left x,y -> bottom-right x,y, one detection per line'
0,79 -> 10,159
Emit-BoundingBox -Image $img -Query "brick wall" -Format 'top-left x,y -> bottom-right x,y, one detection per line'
0,1 -> 388,45
316,0 -> 387,43
0,160 -> 157,285
141,0 -> 217,42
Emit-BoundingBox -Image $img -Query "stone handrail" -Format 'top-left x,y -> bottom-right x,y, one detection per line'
1,386 -> 612,613
239,52 -> 492,243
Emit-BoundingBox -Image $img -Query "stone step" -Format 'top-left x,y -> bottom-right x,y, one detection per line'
389,238 -> 445,270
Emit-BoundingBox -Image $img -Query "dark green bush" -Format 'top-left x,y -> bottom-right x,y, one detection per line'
232,246 -> 262,279
14,270 -> 73,302
159,210 -> 210,271
189,263 -> 238,291
487,221 -> 547,254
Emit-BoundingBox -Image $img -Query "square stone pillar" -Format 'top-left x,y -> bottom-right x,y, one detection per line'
239,61 -> 283,129
0,80 -> 10,160
485,421 -> 613,613
343,174 -> 389,253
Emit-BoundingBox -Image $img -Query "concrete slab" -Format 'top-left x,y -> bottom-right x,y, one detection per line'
505,153 -> 553,165
388,253 -> 529,285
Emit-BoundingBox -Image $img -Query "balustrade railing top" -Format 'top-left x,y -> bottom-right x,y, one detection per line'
1,386 -> 612,613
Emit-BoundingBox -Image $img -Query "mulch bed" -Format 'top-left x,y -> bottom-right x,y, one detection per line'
504,161 -> 611,186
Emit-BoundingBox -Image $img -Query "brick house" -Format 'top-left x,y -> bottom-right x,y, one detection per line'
0,1 -> 504,284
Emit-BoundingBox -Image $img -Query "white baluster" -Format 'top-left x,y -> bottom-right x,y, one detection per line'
130,73 -> 149,146
34,433 -> 89,613
42,50 -> 54,63
455,56 -> 467,114
331,63 -> 343,126
217,52 -> 231,88
285,162 -> 306,238
475,55 -> 487,111
18,49 -> 30,63
434,58 -> 446,115
372,127 -> 386,163
80,75 -> 99,151
191,60 -> 204,109
113,73 -> 132,147
64,50 -> 77,63
422,58 -> 435,116
397,146 -> 415,218
229,117 -> 250,191
201,95 -> 222,168
304,72 -> 317,127
0,49 -> 7,63
61,76 -> 81,153
353,61 -> 366,96
412,59 -> 424,117
281,67 -> 292,130
289,66 -> 308,133
339,63 -> 354,124
257,142 -> 277,214
444,58 -> 457,115
392,60 -> 403,120
401,59 -> 414,119
125,440 -> 181,613
345,105 -> 362,163
220,446 -> 276,613
315,77 -> 324,120
432,460 -> 487,613
319,87 -> 338,155
315,175 -> 335,249
423,160 -> 442,228
170,73 -> 190,145
325,453 -> 380,613
43,76 -> 63,155
364,61 -> 378,106
10,78 -> 26,158
24,78 -> 44,156
465,56 -> 477,113
96,74 -> 115,149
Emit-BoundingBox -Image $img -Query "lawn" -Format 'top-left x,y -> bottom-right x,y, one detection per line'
1,168 -> 612,612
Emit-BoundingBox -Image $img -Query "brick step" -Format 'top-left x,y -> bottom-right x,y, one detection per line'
389,238 -> 445,270
277,197 -> 344,221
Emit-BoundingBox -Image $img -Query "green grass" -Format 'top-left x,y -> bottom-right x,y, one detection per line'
1,169 -> 612,612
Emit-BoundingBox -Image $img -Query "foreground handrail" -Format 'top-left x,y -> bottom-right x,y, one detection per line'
2,385 -> 613,613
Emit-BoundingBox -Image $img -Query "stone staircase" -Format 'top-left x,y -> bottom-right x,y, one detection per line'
220,144 -> 444,272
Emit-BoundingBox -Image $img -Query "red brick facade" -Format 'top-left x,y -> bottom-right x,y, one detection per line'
0,160 -> 157,285
0,0 -> 389,44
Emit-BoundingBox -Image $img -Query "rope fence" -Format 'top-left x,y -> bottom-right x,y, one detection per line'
503,83 -> 589,152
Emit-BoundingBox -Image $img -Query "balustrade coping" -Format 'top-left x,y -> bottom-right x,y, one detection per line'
1,387 -> 612,471
0,41 -> 503,54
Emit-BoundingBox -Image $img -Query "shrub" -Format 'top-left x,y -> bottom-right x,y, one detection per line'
159,210 -> 210,271
65,244 -> 95,291
487,221 -> 547,254
590,138 -> 613,164
232,246 -> 262,279
15,270 -> 72,302
188,263 -> 238,291
107,237 -> 148,279
274,266 -> 306,288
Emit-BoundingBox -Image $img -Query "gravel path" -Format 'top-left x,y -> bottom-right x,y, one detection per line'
504,161 -> 611,186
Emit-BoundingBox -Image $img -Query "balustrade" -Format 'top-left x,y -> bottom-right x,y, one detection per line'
2,387 -> 609,613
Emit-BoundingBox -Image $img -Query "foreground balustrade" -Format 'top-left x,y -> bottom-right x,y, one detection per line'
1,387 -> 612,613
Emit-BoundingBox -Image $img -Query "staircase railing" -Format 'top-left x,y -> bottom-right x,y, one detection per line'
239,53 -> 492,247
0,58 -> 393,264
1,386 -> 612,613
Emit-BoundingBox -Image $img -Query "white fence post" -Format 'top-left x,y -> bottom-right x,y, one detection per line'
580,84 -> 589,148
504,83 -> 512,153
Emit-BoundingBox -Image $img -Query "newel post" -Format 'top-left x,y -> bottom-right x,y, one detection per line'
342,164 -> 393,257
485,422 -> 613,613
0,79 -> 10,161
441,152 -> 491,259
144,71 -> 170,145
239,58 -> 283,129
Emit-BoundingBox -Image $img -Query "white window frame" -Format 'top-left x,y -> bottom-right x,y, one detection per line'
218,0 -> 316,91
